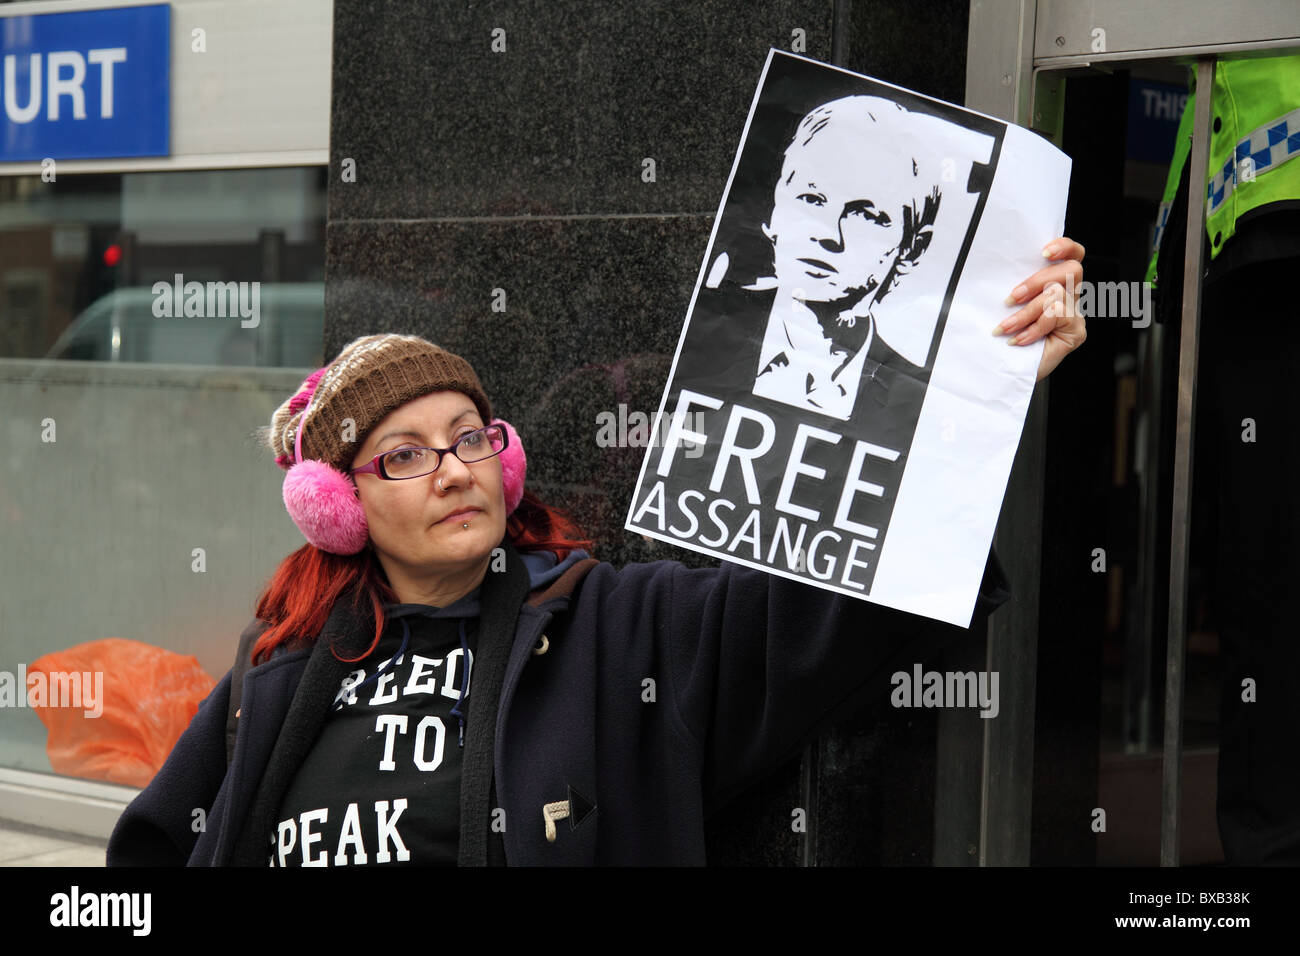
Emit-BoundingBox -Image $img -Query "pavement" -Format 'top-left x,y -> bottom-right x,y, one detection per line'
0,820 -> 106,867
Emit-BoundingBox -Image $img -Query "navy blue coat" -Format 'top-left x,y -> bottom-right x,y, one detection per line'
107,540 -> 1007,866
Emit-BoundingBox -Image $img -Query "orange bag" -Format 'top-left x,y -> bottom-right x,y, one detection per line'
28,638 -> 216,788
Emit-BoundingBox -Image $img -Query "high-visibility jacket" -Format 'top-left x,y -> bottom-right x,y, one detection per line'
1147,55 -> 1300,286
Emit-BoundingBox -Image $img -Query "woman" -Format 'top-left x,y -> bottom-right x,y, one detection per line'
107,241 -> 1085,866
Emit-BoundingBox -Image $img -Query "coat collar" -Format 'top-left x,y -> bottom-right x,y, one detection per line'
229,582 -> 375,865
456,539 -> 532,865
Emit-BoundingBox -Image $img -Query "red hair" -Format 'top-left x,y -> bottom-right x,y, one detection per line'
251,489 -> 592,665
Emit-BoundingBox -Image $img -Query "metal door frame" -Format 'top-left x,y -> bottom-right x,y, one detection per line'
962,0 -> 1300,866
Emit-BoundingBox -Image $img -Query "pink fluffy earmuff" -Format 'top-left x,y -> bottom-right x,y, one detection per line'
281,370 -> 528,555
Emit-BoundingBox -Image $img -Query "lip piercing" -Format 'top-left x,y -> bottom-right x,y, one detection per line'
462,522 -> 469,529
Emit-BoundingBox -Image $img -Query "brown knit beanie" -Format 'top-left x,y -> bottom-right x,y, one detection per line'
264,334 -> 492,473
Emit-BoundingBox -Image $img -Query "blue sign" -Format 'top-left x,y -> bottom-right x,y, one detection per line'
0,4 -> 169,162
1126,79 -> 1188,165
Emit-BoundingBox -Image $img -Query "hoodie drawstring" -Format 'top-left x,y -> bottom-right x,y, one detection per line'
449,618 -> 470,748
332,617 -> 413,712
332,614 -> 471,746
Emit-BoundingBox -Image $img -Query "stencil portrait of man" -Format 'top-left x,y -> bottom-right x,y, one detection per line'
743,96 -> 954,421
676,85 -> 997,435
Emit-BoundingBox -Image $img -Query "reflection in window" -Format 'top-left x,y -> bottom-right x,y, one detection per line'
0,167 -> 326,368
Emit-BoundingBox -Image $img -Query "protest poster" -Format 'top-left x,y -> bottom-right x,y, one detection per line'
624,49 -> 1071,628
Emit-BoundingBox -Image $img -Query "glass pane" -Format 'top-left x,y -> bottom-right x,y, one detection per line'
0,167 -> 326,788
0,167 -> 326,368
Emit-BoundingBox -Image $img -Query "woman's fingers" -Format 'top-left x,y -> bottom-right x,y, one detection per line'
995,281 -> 1067,340
1012,284 -> 1069,346
1042,236 -> 1085,262
994,236 -> 1086,343
1000,257 -> 1084,313
988,235 -> 1088,380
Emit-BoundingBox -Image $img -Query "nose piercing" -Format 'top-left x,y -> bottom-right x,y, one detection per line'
437,477 -> 445,491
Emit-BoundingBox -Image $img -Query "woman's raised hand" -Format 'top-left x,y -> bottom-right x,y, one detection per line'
994,236 -> 1088,382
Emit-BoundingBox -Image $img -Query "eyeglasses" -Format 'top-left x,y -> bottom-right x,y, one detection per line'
350,424 -> 508,481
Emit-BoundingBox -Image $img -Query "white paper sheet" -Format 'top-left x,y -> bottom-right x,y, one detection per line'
624,49 -> 1071,628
